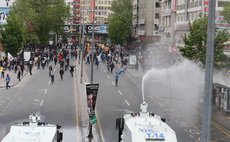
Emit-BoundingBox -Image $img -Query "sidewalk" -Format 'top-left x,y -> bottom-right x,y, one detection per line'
0,69 -> 28,89
75,61 -> 100,142
126,66 -> 230,133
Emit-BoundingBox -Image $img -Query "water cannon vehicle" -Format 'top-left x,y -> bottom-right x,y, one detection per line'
116,102 -> 177,142
1,113 -> 63,142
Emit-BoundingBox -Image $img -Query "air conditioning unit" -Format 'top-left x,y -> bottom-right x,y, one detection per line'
153,31 -> 159,36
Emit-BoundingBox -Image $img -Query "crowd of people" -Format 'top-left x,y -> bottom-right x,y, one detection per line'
0,43 -> 131,89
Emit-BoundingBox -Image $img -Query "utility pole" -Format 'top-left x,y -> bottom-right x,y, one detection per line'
135,0 -> 140,71
90,1 -> 95,84
201,0 -> 216,142
80,0 -> 85,84
88,0 -> 95,141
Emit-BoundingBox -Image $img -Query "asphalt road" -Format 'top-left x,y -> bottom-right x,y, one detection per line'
87,62 -> 230,142
0,62 -> 79,142
0,59 -> 230,142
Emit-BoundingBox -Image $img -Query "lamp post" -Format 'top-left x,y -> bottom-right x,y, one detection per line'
201,0 -> 216,142
88,0 -> 95,141
80,0 -> 85,84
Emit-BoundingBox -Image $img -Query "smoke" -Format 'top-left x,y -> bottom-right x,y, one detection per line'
142,59 -> 205,109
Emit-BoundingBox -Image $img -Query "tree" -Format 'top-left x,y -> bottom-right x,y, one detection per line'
179,17 -> 229,68
29,0 -> 69,44
0,12 -> 24,56
11,0 -> 38,44
221,3 -> 230,24
108,0 -> 132,45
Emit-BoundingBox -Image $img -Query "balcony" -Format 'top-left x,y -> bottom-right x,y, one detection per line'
73,11 -> 80,15
73,5 -> 80,9
139,19 -> 145,25
138,30 -> 145,35
154,19 -> 159,25
73,0 -> 80,2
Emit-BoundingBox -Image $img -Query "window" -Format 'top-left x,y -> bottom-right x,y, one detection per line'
156,2 -> 160,8
155,13 -> 160,19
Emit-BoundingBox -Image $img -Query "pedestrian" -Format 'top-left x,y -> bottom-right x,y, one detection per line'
54,55 -> 57,66
110,62 -> 115,73
17,69 -> 21,82
115,72 -> 119,86
5,74 -> 11,89
69,65 -> 75,77
59,67 -> 64,80
28,59 -> 33,75
49,65 -> 52,76
50,70 -> 54,83
20,64 -> 24,76
1,66 -> 5,78
0,66 -> 3,78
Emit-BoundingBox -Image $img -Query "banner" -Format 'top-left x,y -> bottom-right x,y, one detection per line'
86,83 -> 99,124
7,52 -> 13,61
24,52 -> 31,61
129,55 -> 136,65
86,83 -> 99,112
0,7 -> 10,25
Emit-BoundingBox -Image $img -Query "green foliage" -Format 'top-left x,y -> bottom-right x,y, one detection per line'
108,0 -> 132,45
11,0 -> 38,44
0,12 -> 24,56
29,0 -> 69,44
221,3 -> 230,24
179,17 -> 229,68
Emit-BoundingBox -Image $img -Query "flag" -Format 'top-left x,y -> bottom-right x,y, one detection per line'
7,52 -> 13,61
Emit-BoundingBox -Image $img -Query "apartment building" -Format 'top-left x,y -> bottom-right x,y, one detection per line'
88,0 -> 113,24
132,0 -> 161,42
65,0 -> 81,25
160,0 -> 230,46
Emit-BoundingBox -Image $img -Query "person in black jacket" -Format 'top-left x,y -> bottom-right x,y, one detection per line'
59,67 -> 64,80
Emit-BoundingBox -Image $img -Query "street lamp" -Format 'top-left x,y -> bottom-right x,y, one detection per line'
88,0 -> 96,141
80,0 -> 86,84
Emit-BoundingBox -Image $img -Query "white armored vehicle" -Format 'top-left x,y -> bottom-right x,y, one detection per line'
1,114 -> 63,142
116,102 -> 177,142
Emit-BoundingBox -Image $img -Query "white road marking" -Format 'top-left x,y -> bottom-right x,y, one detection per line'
40,100 -> 44,106
48,80 -> 51,84
112,82 -> 115,86
104,70 -> 106,73
125,99 -> 130,106
118,90 -> 123,96
44,89 -> 47,94
108,75 -> 110,79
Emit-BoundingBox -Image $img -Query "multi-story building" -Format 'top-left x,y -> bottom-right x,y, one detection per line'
132,0 -> 161,42
88,0 -> 113,24
65,0 -> 81,25
160,0 -> 230,46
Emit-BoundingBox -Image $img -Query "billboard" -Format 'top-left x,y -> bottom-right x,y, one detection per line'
86,83 -> 99,124
0,7 -> 10,25
86,25 -> 108,34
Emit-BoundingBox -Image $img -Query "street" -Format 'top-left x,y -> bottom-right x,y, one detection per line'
0,58 -> 230,142
0,62 -> 79,142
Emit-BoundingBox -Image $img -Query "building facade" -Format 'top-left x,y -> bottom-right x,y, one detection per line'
132,0 -> 161,42
159,0 -> 230,46
65,0 -> 81,25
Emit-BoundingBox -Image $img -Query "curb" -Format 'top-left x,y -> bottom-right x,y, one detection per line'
0,72 -> 29,89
